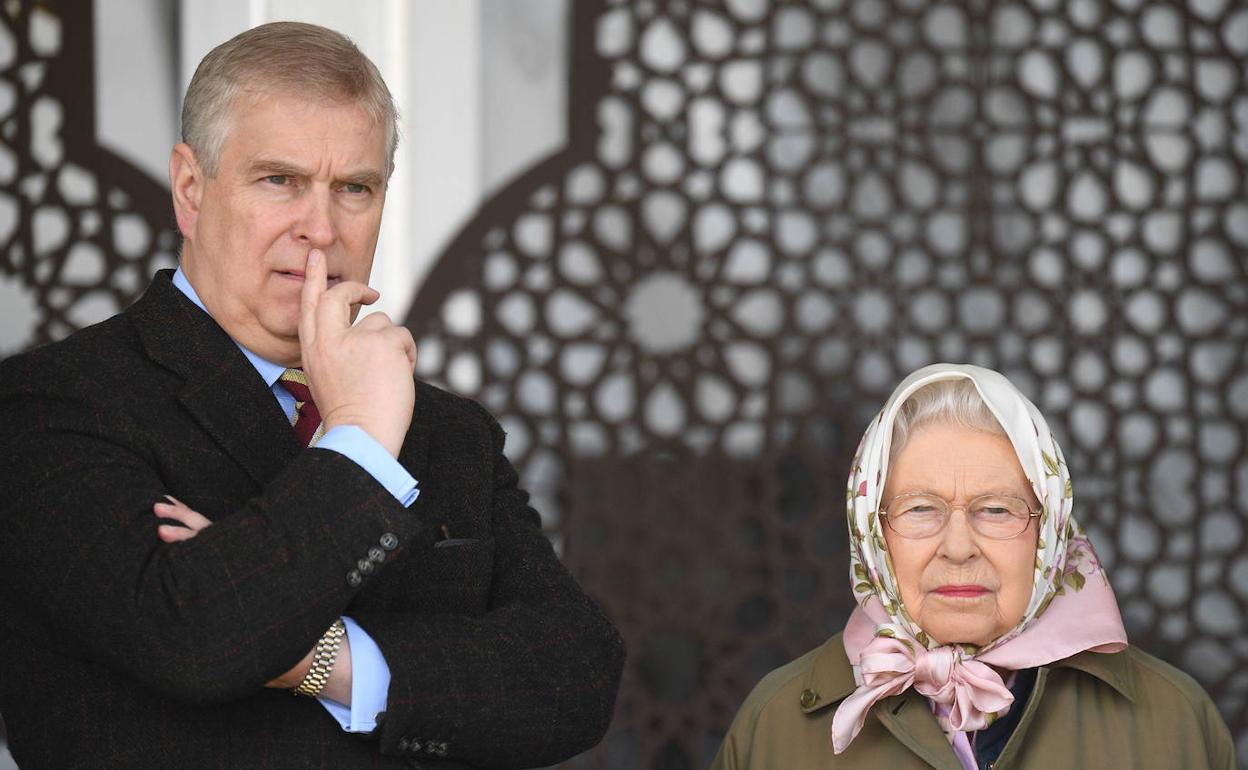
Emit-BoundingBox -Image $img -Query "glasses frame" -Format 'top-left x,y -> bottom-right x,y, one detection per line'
879,491 -> 1042,540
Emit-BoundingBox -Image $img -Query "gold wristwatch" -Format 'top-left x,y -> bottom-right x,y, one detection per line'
292,619 -> 346,697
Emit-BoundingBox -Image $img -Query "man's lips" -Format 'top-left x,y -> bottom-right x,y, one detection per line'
276,270 -> 341,286
932,585 -> 990,598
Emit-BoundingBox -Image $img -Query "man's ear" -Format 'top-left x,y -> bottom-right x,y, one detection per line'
169,143 -> 205,239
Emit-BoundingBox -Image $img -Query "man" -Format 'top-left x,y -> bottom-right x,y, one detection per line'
0,22 -> 623,769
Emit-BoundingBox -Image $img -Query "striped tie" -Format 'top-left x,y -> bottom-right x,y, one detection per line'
278,369 -> 325,447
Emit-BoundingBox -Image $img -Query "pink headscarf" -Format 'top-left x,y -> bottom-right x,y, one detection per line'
831,364 -> 1128,768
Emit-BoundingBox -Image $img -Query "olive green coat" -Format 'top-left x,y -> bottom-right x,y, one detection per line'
712,633 -> 1235,770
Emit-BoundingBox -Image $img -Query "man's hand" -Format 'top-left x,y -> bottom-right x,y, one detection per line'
153,496 -> 352,702
298,249 -> 417,458
154,495 -> 213,542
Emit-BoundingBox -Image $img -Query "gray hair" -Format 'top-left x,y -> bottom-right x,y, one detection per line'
889,378 -> 1006,462
181,21 -> 399,178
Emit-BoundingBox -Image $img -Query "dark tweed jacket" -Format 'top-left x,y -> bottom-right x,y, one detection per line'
0,272 -> 624,769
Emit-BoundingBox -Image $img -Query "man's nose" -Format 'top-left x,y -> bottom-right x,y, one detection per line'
293,187 -> 337,247
937,508 -> 980,563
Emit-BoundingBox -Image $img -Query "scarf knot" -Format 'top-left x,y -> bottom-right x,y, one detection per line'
832,628 -> 1014,754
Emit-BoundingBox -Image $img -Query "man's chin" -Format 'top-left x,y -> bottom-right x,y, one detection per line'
253,318 -> 303,361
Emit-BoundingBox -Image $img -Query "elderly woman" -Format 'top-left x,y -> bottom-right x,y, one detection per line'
712,364 -> 1234,769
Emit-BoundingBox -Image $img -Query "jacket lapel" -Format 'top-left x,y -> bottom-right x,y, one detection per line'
874,690 -> 967,770
130,270 -> 300,487
804,636 -> 965,770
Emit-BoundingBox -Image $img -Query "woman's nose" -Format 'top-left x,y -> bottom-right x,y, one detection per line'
937,508 -> 980,562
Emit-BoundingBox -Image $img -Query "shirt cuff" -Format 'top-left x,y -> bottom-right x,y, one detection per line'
317,616 -> 392,733
316,425 -> 419,507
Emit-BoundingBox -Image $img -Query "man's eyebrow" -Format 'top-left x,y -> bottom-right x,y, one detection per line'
246,159 -> 308,178
245,159 -> 384,189
340,169 -> 386,189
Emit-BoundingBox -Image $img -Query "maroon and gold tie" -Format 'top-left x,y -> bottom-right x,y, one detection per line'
278,369 -> 324,447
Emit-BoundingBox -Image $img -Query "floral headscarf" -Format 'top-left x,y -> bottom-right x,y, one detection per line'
832,364 -> 1127,767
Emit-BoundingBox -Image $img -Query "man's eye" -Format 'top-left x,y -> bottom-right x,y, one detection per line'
264,175 -> 289,185
344,183 -> 368,194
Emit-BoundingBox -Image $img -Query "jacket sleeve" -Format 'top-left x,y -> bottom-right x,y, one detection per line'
353,401 -> 626,769
0,354 -> 432,706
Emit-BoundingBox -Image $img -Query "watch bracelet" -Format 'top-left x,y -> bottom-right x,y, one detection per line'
292,619 -> 346,697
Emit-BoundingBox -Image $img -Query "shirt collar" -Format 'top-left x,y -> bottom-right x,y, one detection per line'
172,267 -> 288,388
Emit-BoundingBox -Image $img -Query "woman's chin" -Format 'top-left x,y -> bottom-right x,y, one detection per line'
920,618 -> 999,648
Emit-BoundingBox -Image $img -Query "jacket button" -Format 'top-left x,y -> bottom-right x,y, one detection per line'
380,532 -> 399,551
397,737 -> 409,751
358,558 -> 375,575
368,546 -> 386,563
799,688 -> 819,708
346,569 -> 363,588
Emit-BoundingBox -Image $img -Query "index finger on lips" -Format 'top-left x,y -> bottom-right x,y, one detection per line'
299,249 -> 328,347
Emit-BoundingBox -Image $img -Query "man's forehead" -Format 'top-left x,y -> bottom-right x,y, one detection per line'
220,91 -> 387,169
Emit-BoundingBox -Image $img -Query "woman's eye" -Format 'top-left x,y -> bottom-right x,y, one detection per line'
978,507 -> 1012,517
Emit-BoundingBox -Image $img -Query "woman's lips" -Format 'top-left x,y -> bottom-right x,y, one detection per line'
933,585 -> 990,598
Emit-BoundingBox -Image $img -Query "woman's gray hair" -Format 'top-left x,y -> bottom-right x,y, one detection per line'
889,378 -> 1006,462
181,21 -> 399,178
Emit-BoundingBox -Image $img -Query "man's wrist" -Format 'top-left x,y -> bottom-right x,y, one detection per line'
293,619 -> 347,697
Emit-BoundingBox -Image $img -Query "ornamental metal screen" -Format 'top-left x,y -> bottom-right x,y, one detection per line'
403,1 -> 1248,767
0,0 -> 178,355
2,0 -> 1246,767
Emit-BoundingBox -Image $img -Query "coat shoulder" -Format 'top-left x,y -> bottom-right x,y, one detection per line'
0,312 -> 142,393
1045,644 -> 1236,769
1120,645 -> 1234,746
1122,644 -> 1214,706
413,379 -> 498,428
736,639 -> 834,718
715,634 -> 848,764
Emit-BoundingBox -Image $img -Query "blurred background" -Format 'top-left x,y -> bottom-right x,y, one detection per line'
1,0 -> 1245,767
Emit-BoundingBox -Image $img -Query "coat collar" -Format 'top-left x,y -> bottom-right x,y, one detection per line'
796,632 -> 1136,769
128,270 -> 431,487
129,269 -> 301,486
798,634 -> 856,714
797,634 -> 962,770
1049,646 -> 1138,702
798,631 -> 1137,714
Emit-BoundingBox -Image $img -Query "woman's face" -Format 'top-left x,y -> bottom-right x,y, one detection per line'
881,424 -> 1040,647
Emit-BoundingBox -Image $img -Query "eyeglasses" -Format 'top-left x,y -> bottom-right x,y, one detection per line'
880,492 -> 1040,540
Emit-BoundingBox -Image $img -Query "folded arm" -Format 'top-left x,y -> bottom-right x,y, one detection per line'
356,403 -> 626,769
0,364 -> 424,706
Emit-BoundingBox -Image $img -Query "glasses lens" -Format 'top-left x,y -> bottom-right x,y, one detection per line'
886,494 -> 947,538
969,496 -> 1031,538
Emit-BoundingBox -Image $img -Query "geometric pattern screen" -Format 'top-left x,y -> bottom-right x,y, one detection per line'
404,2 -> 1248,767
3,0 -> 1246,767
0,0 -> 178,356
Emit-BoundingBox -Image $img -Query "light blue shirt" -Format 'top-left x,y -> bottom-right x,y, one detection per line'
172,268 -> 404,732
